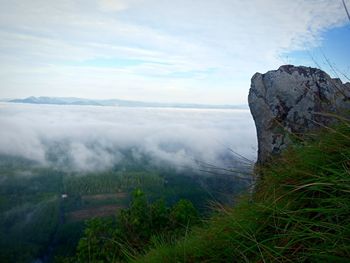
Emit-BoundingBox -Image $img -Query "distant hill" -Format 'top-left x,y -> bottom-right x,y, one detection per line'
8,96 -> 248,110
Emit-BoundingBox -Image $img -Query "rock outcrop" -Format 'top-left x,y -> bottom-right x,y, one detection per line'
248,65 -> 350,164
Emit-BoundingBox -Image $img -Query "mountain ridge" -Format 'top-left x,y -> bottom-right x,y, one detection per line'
8,96 -> 248,110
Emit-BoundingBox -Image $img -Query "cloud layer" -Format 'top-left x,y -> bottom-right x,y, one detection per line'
0,103 -> 257,172
0,0 -> 348,104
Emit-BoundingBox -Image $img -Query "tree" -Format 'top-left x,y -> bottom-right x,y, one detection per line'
76,218 -> 118,263
170,199 -> 199,228
73,190 -> 199,262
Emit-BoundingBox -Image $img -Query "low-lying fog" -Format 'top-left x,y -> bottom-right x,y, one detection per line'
0,102 -> 257,172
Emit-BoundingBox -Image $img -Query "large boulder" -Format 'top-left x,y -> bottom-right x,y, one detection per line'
248,65 -> 350,164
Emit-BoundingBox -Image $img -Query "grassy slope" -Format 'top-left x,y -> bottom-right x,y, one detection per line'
134,123 -> 350,262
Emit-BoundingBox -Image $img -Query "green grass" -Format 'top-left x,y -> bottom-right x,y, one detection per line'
133,122 -> 350,262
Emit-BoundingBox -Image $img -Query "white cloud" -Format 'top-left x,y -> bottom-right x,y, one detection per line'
97,0 -> 130,12
0,0 -> 347,103
0,103 -> 257,172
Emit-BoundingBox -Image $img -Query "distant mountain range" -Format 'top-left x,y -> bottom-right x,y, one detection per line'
7,96 -> 248,109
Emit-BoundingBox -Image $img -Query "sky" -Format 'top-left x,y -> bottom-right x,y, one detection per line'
0,103 -> 256,172
0,0 -> 349,104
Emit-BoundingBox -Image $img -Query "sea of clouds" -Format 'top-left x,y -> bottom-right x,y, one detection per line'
0,103 -> 257,172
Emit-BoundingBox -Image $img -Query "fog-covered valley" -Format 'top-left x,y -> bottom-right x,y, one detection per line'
0,102 -> 256,172
0,102 -> 257,262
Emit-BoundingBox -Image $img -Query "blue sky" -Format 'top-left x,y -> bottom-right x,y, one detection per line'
286,25 -> 350,78
0,0 -> 349,104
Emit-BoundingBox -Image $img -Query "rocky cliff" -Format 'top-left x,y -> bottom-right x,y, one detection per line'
248,65 -> 350,164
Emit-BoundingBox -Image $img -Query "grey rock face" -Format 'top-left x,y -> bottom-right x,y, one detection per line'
248,65 -> 350,164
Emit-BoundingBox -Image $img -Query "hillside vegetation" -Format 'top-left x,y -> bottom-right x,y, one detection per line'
134,121 -> 350,262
